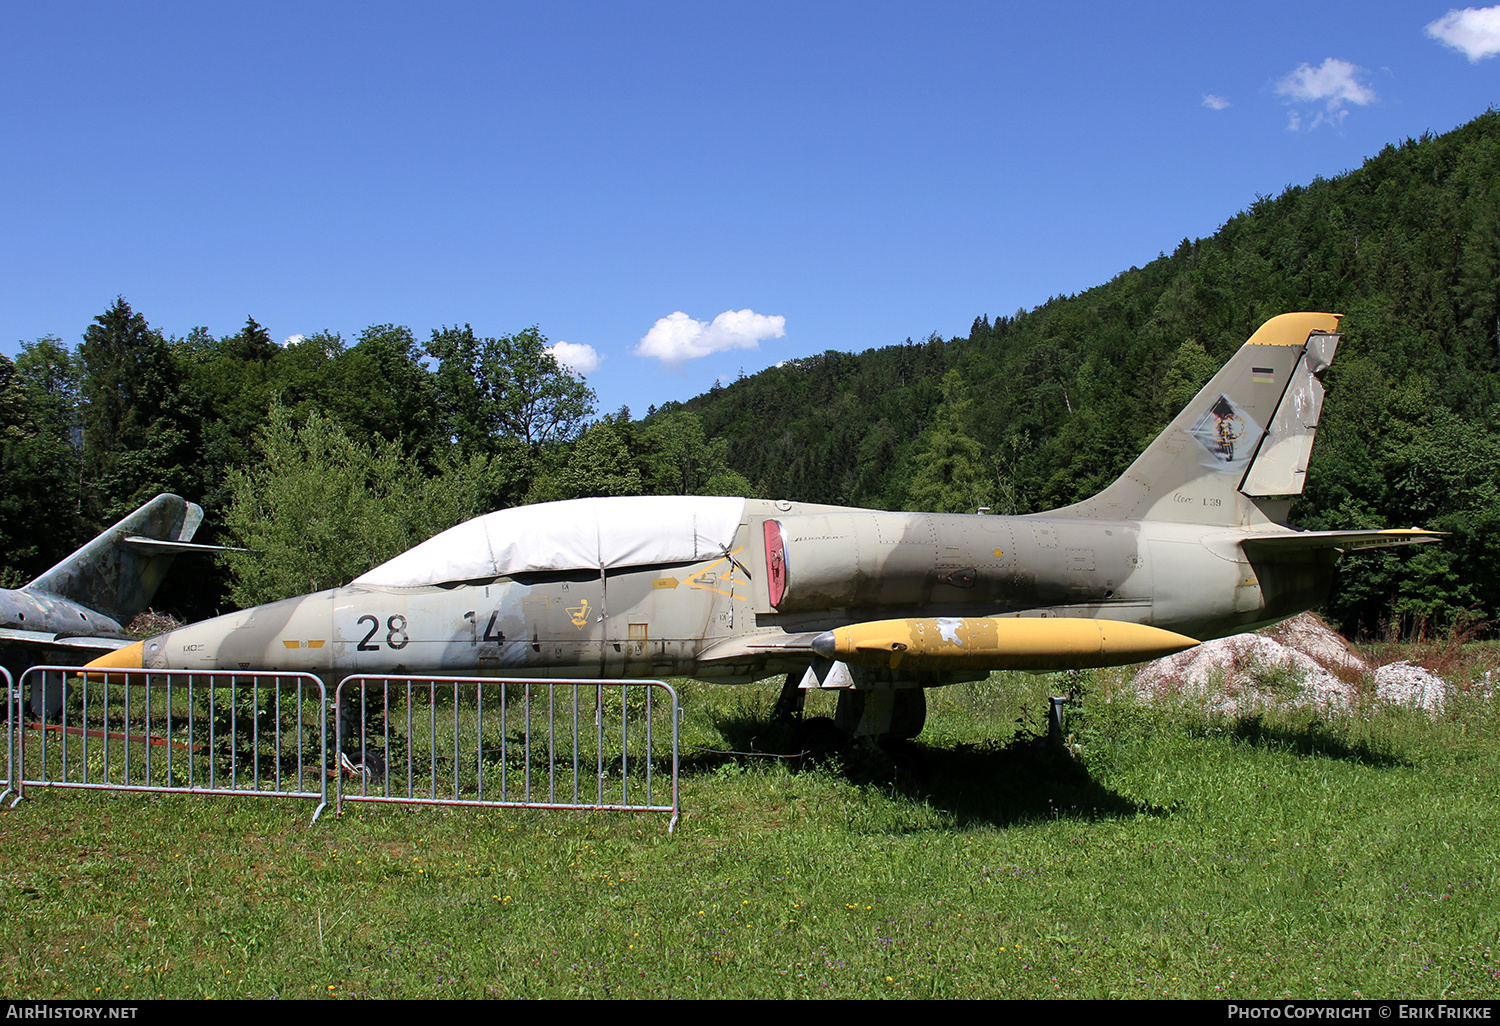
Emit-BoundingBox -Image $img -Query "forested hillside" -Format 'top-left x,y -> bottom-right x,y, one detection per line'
684,110 -> 1500,635
3,112 -> 1498,635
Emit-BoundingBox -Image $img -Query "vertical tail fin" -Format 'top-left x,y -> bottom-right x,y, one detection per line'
24,494 -> 204,626
1050,312 -> 1342,527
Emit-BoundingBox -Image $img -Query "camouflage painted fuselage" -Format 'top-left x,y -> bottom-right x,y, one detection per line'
127,501 -> 1330,685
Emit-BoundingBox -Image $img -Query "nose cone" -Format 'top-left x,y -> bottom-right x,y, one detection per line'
84,641 -> 145,670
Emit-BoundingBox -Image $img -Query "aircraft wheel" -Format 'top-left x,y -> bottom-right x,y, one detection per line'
340,750 -> 386,780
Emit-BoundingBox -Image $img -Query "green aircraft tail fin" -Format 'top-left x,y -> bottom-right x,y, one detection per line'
1049,312 -> 1342,527
24,494 -> 205,627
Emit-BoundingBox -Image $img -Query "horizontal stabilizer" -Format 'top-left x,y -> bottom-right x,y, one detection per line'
122,536 -> 250,555
1240,528 -> 1443,554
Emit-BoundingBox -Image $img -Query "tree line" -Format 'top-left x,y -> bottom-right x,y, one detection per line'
0,309 -> 748,616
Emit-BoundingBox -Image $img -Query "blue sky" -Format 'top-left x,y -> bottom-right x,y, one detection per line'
2,2 -> 1497,416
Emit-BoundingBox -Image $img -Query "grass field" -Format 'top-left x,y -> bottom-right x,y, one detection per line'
3,660 -> 1499,1000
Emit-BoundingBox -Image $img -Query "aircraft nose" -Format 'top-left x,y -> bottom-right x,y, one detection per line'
84,641 -> 145,670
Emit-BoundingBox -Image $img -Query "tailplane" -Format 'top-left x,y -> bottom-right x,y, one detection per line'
1051,312 -> 1342,527
25,494 -> 210,627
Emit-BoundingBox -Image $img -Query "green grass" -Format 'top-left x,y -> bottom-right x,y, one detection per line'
4,667 -> 1500,999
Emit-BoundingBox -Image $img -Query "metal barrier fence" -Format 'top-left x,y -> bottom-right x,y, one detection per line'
3,668 -> 681,830
9,665 -> 329,822
1,667 -> 12,804
335,675 -> 680,831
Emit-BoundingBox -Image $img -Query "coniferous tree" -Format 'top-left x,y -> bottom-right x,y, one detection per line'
78,298 -> 189,519
904,370 -> 989,514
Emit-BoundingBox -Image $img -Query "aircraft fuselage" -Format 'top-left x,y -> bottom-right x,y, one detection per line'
127,502 -> 1329,685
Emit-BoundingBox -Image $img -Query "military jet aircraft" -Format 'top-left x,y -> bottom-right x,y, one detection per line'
88,313 -> 1438,739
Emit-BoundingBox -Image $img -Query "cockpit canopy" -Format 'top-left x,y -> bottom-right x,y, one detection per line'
353,496 -> 747,588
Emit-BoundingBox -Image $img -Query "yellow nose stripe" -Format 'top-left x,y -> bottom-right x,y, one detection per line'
83,641 -> 145,670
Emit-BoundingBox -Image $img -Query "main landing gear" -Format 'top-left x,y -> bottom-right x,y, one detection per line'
773,667 -> 1074,764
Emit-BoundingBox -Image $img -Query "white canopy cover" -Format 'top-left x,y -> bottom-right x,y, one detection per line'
354,495 -> 747,588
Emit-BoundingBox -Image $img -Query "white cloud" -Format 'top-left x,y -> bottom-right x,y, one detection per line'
282,334 -> 305,347
1202,94 -> 1230,110
1274,58 -> 1376,129
1427,6 -> 1500,61
1275,58 -> 1376,108
547,340 -> 600,376
634,308 -> 786,364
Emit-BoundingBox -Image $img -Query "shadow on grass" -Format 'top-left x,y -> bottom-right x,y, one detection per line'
1211,713 -> 1411,767
687,709 -> 1168,829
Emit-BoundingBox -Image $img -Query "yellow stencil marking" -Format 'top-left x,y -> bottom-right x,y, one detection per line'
653,577 -> 680,590
687,547 -> 749,601
567,598 -> 592,628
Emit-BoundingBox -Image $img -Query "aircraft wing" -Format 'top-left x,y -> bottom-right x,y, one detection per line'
1240,528 -> 1443,554
0,627 -> 137,654
695,632 -> 823,664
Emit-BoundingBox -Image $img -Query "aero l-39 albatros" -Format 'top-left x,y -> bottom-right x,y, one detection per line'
89,314 -> 1437,739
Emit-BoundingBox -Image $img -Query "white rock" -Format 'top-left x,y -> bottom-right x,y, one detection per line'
1132,612 -> 1448,716
1372,661 -> 1446,713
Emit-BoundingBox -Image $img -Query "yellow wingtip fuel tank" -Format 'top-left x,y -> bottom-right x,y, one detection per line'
812,617 -> 1200,672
